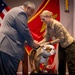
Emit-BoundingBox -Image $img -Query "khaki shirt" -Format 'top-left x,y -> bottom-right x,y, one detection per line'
44,19 -> 74,48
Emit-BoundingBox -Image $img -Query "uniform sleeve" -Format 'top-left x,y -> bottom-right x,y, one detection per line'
39,30 -> 50,45
15,12 -> 34,47
39,26 -> 51,45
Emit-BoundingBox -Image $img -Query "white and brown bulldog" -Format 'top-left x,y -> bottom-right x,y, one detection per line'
29,45 -> 56,73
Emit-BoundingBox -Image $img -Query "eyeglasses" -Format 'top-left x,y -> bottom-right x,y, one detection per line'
28,6 -> 35,13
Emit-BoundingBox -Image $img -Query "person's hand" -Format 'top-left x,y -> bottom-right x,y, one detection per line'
34,40 -> 39,43
39,43 -> 44,48
33,40 -> 40,49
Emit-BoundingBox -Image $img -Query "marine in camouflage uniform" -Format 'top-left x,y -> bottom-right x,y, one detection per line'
39,10 -> 75,75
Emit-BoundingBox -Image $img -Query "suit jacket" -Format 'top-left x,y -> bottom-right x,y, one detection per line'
0,6 -> 34,60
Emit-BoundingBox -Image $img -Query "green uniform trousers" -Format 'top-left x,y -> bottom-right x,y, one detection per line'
58,41 -> 75,75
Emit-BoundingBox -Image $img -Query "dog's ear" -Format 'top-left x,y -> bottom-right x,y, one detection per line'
29,50 -> 36,58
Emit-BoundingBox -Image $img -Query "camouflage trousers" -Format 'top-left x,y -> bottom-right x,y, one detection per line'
65,41 -> 75,75
58,41 -> 75,75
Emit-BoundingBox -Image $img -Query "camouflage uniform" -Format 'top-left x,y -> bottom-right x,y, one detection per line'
42,19 -> 75,75
40,10 -> 75,75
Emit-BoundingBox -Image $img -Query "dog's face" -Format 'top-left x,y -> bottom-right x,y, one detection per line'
43,45 -> 55,52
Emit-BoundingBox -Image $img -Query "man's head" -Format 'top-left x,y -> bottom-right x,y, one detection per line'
40,10 -> 53,24
23,1 -> 35,17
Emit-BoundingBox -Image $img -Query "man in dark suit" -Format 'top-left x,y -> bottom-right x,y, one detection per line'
0,1 -> 39,75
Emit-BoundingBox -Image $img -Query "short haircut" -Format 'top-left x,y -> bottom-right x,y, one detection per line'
23,1 -> 35,10
40,10 -> 53,18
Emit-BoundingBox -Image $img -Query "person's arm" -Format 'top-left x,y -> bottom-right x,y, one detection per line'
15,12 -> 39,48
39,38 -> 46,44
39,27 -> 50,45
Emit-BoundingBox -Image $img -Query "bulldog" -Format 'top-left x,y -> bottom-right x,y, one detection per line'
29,45 -> 56,73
